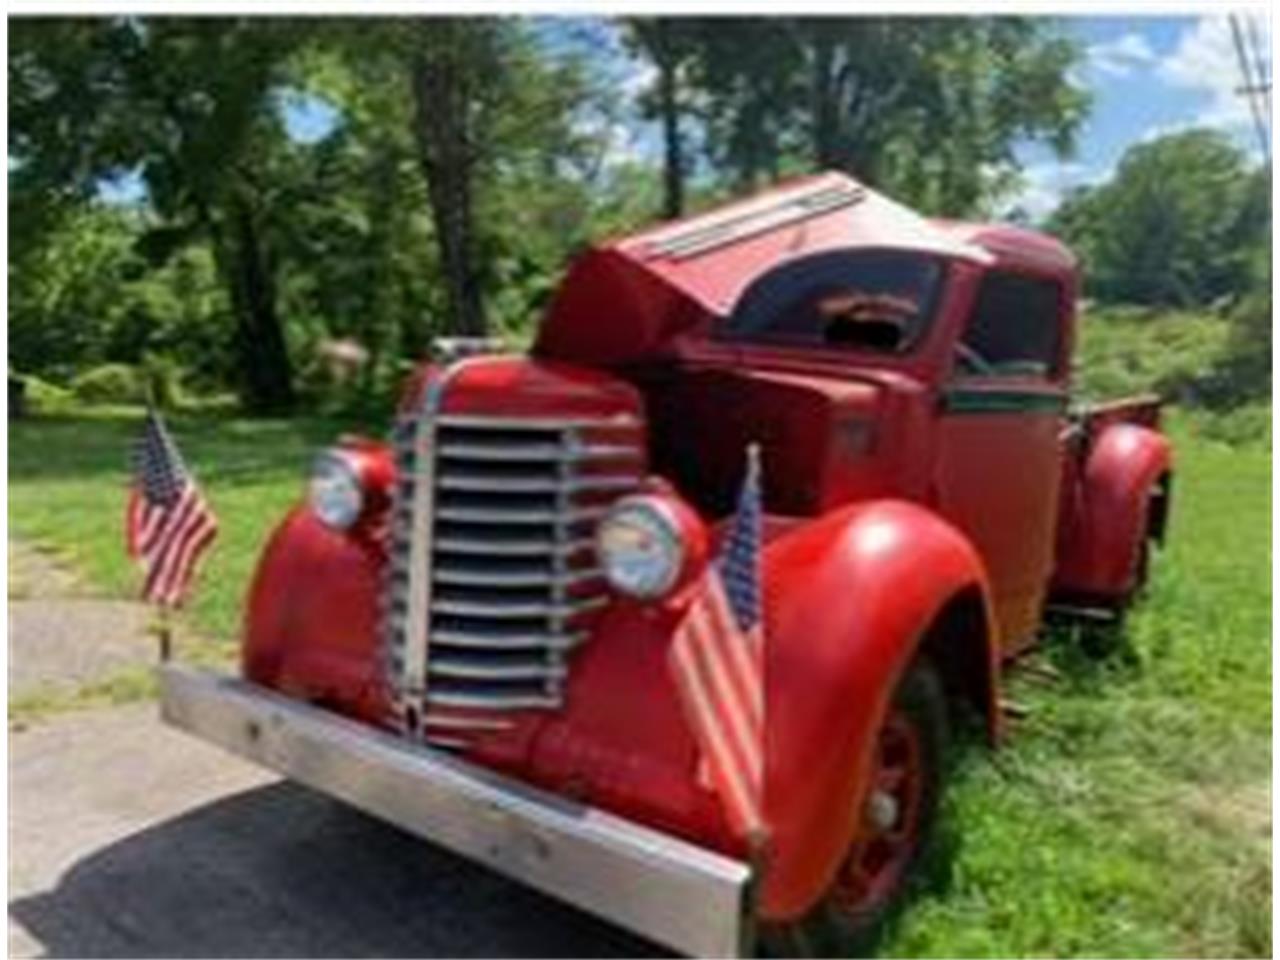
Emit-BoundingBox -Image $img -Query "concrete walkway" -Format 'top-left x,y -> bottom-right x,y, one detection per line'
9,543 -> 154,702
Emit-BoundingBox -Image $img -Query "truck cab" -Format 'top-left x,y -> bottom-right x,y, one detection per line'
163,172 -> 1172,957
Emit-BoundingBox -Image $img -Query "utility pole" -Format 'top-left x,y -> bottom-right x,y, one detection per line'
1229,13 -> 1272,164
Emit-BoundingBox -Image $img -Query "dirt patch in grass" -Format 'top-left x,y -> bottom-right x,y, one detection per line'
1182,781 -> 1272,848
8,536 -> 233,729
8,540 -> 93,600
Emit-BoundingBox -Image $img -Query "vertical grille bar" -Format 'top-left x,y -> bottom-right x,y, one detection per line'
383,361 -> 482,736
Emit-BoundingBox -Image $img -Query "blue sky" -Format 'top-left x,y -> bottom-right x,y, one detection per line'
1011,14 -> 1271,218
100,14 -> 1271,219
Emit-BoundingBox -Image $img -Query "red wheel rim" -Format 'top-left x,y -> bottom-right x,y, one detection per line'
830,710 -> 925,917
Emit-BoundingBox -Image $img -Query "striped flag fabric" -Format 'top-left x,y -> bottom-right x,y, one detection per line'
126,408 -> 218,608
668,444 -> 767,844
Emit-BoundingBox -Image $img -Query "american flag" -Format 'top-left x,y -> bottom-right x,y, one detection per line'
669,444 -> 767,843
126,409 -> 218,608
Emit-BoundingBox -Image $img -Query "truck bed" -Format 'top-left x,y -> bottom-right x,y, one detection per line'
1077,394 -> 1163,434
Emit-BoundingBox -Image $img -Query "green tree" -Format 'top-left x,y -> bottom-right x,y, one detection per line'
626,17 -> 1088,216
622,18 -> 700,218
1050,130 -> 1267,306
8,202 -> 143,378
8,191 -> 231,391
11,18 -> 304,411
325,18 -> 609,343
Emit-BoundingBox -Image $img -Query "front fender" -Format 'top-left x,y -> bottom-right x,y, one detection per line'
1054,424 -> 1172,601
241,506 -> 388,725
760,499 -> 999,920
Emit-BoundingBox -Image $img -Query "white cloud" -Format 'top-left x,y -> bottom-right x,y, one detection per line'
620,60 -> 659,100
601,119 -> 653,168
1088,32 -> 1157,77
1137,119 -> 1196,144
1158,15 -> 1272,134
1001,162 -> 1109,223
569,110 -> 655,174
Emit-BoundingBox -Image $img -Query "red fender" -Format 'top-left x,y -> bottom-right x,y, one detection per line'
241,507 -> 389,725
1053,424 -> 1172,601
759,499 -> 1000,920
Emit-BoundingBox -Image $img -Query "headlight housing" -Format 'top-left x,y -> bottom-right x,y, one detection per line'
309,451 -> 365,530
596,495 -> 687,599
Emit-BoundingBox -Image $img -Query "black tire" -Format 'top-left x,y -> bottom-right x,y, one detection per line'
762,659 -> 949,957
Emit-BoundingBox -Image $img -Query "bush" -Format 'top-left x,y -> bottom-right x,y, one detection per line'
1075,305 -> 1232,404
70,363 -> 144,404
139,352 -> 187,409
1186,403 -> 1271,448
12,373 -> 75,415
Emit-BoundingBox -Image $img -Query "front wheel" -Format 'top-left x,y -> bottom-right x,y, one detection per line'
768,660 -> 949,956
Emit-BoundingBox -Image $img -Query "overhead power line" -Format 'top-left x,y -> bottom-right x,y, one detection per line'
1229,13 -> 1271,163
1243,15 -> 1272,114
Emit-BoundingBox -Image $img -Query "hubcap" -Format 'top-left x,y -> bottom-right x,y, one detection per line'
830,710 -> 925,916
866,789 -> 900,832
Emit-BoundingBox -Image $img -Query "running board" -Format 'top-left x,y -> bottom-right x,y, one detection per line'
1044,603 -> 1120,623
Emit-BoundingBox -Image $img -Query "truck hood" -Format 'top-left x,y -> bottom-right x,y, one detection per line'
534,171 -> 993,368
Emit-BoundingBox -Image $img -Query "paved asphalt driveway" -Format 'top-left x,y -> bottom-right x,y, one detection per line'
8,701 -> 660,958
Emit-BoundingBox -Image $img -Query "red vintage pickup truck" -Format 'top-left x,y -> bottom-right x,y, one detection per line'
161,172 -> 1172,957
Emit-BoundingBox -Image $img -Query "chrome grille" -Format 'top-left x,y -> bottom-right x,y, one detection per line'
383,401 -> 644,749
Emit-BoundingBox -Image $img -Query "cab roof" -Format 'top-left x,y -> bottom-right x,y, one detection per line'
536,171 -> 1076,366
930,219 -> 1078,277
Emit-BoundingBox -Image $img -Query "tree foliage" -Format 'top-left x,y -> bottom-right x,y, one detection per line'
624,17 -> 1089,216
16,15 -> 1258,418
11,18 -> 306,410
622,18 -> 700,218
1050,129 -> 1269,307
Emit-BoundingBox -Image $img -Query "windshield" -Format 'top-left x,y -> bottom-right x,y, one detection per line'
723,250 -> 945,354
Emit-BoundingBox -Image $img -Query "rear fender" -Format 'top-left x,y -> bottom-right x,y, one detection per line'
760,499 -> 1000,920
1054,423 -> 1172,601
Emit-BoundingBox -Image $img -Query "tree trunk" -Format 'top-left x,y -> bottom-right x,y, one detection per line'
360,150 -> 399,397
657,41 -> 684,219
410,34 -> 486,340
810,31 -> 840,169
206,191 -> 295,413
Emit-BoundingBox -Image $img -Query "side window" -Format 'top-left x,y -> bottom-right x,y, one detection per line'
956,272 -> 1063,379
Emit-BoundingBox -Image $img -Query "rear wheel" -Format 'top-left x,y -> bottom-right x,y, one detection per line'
768,660 -> 948,956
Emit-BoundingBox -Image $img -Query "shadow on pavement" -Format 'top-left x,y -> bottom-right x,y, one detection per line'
10,781 -> 662,958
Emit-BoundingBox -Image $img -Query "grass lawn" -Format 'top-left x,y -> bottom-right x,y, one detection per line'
8,404 -> 1271,957
8,405 -> 378,644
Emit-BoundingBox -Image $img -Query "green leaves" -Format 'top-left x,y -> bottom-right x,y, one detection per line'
1051,129 -> 1268,309
622,17 -> 1089,217
9,16 -> 1185,410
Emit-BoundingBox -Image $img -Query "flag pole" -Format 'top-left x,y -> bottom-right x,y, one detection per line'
742,829 -> 771,958
157,604 -> 173,663
144,385 -> 171,663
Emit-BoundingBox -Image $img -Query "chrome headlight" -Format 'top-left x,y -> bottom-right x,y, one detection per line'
309,451 -> 364,530
596,496 -> 685,599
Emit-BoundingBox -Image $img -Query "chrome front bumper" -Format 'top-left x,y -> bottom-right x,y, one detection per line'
159,665 -> 753,957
